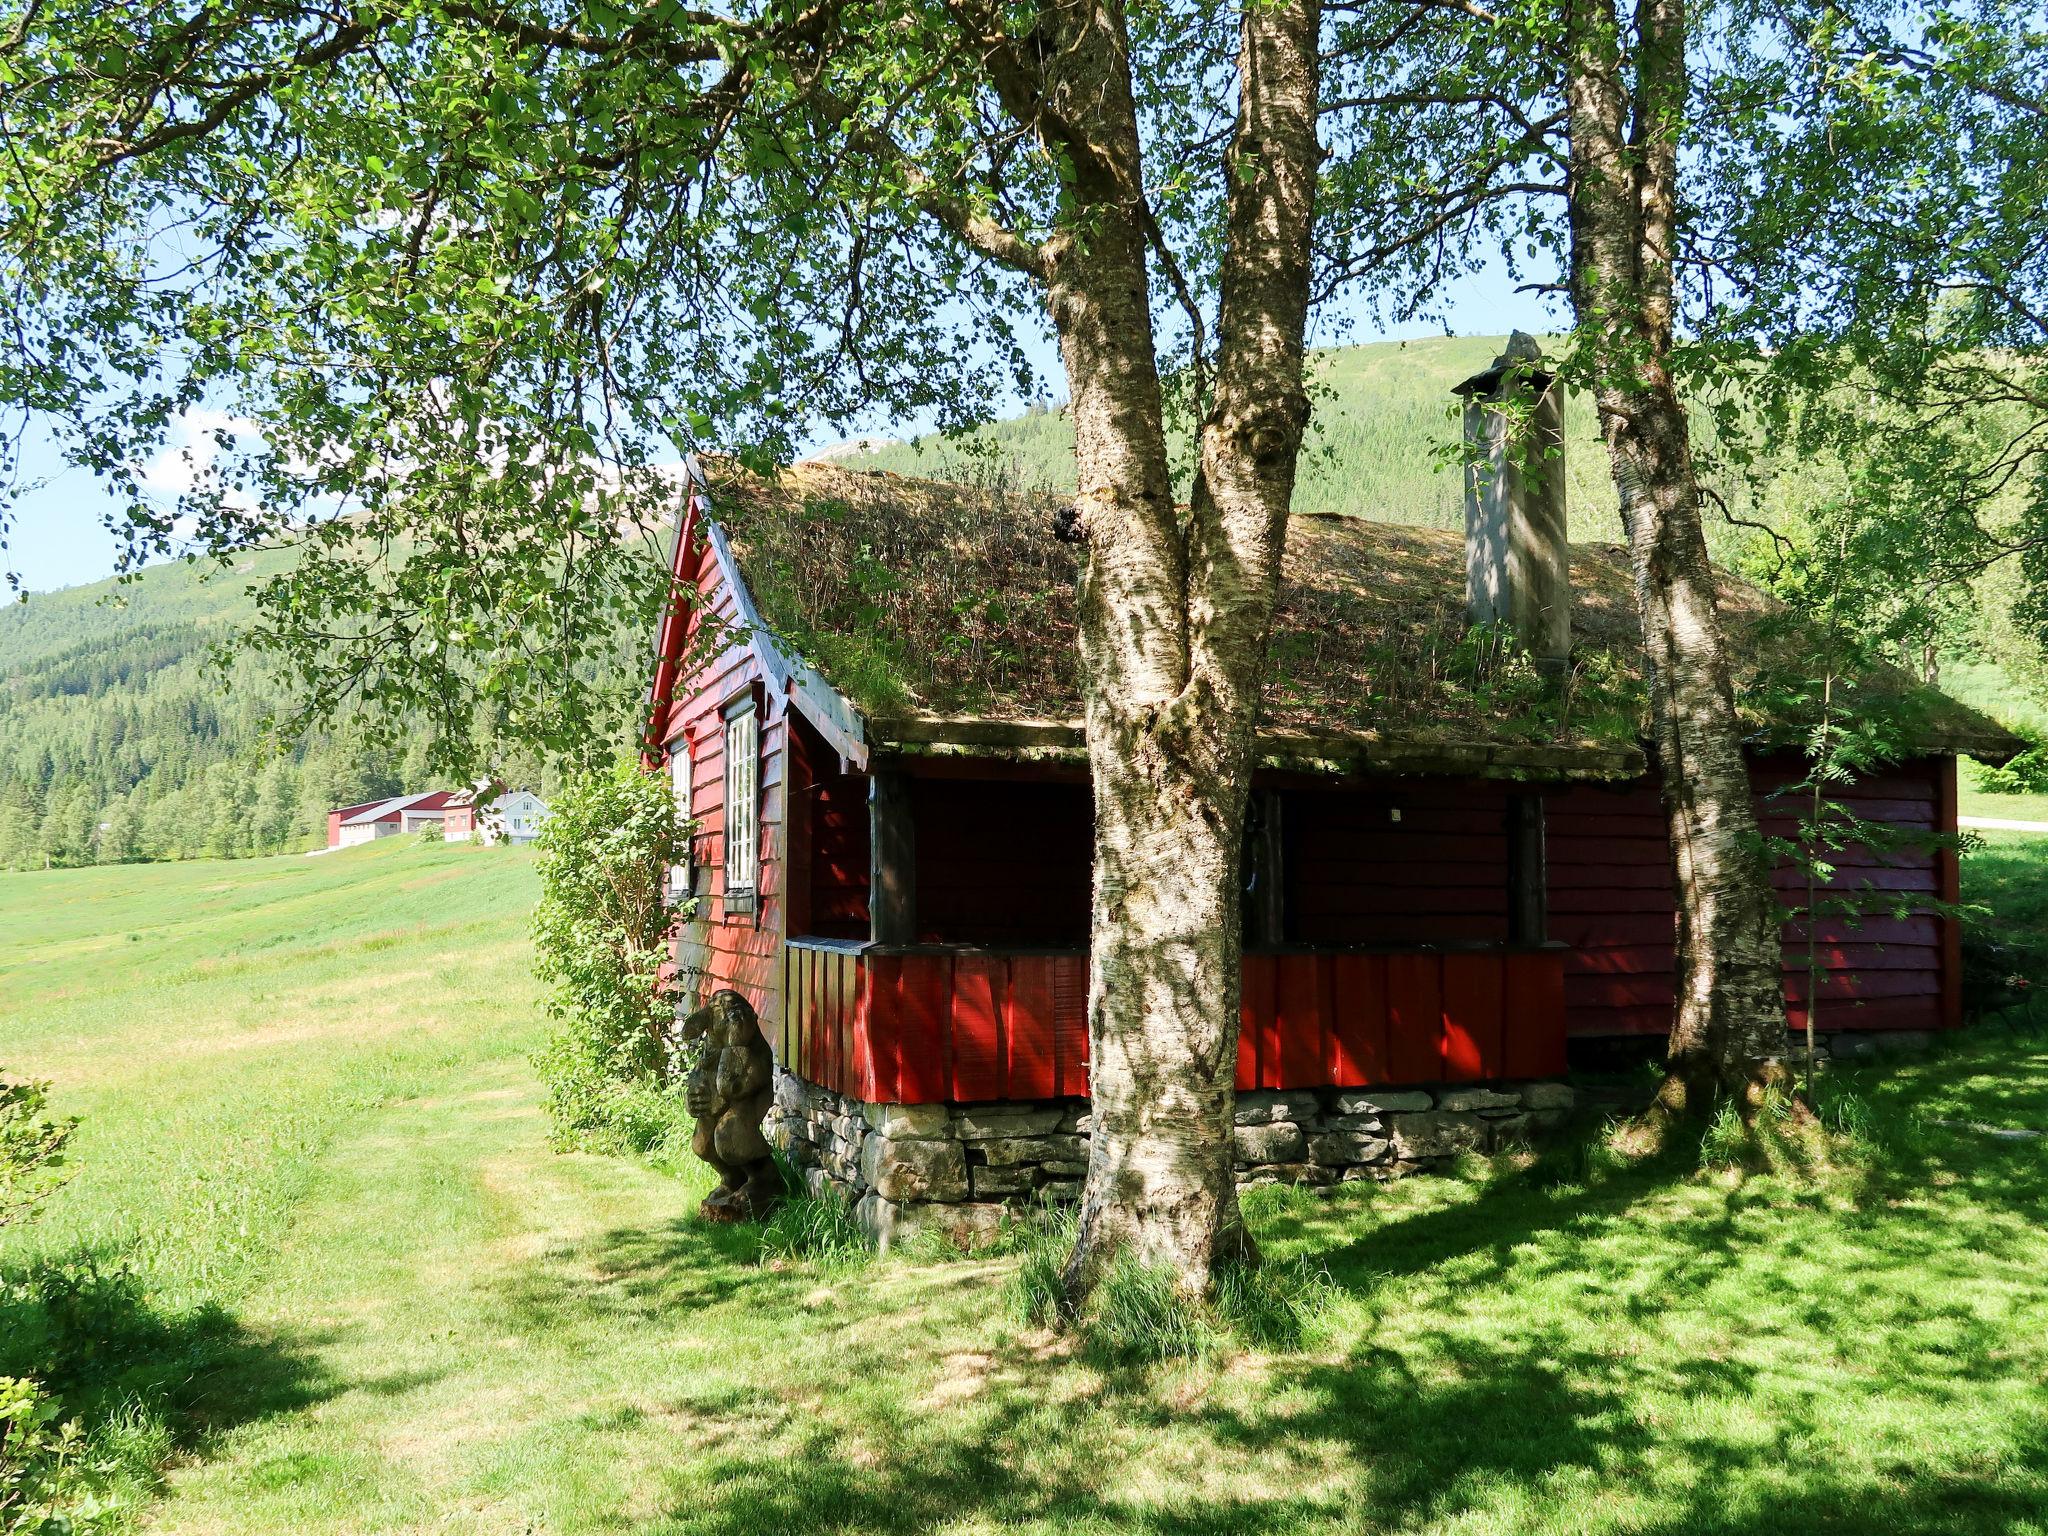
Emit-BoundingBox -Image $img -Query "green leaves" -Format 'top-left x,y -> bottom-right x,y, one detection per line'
0,0 -> 1052,771
531,759 -> 694,1148
0,1073 -> 75,1232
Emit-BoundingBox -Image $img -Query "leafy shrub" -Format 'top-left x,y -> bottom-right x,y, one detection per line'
0,1375 -> 81,1535
531,761 -> 693,1150
1960,924 -> 2045,1022
1975,723 -> 2048,795
0,1080 -> 73,1232
0,1084 -> 111,1536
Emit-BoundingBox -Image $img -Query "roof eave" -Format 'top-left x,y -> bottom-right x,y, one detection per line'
868,714 -> 1648,783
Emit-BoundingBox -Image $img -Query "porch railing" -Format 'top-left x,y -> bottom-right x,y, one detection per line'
781,939 -> 1567,1106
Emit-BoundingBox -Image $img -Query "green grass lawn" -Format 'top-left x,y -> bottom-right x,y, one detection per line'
6,840 -> 2048,1534
1960,784 -> 2048,824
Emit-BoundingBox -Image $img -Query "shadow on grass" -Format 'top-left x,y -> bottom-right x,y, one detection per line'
636,1315 -> 2048,1536
0,1247 -> 352,1486
480,1067 -> 2048,1536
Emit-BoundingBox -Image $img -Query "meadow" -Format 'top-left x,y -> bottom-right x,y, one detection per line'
3,835 -> 2048,1534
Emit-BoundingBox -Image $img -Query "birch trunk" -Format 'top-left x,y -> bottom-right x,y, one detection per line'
1053,0 -> 1322,1295
1565,0 -> 1790,1116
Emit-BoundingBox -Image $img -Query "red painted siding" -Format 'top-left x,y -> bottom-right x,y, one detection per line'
1288,784 -> 1513,945
804,769 -> 870,940
785,941 -> 1565,1105
1549,754 -> 1953,1037
913,778 -> 1091,946
662,533 -> 787,1037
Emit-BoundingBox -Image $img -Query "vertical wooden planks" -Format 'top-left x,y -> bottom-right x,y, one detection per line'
823,950 -> 839,1097
1386,954 -> 1444,1083
1329,953 -> 1387,1086
896,951 -> 951,1103
1502,950 -> 1568,1076
1239,952 -> 1277,1090
1276,954 -> 1328,1088
1052,954 -> 1089,1098
789,939 -> 1574,1106
779,944 -> 795,1073
1007,958 -> 1058,1100
849,952 -> 873,1100
861,954 -> 900,1103
838,951 -> 857,1097
1441,953 -> 1504,1081
950,955 -> 1006,1102
794,944 -> 813,1084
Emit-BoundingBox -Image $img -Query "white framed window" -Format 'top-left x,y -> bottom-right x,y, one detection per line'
722,701 -> 759,915
668,739 -> 694,903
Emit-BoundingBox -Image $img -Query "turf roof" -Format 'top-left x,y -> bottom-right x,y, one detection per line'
702,459 -> 2022,768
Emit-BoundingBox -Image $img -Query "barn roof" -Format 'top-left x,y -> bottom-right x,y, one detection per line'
339,791 -> 456,826
685,459 -> 2022,777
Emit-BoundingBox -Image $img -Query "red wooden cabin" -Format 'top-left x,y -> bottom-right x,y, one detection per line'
644,454 -> 2018,1132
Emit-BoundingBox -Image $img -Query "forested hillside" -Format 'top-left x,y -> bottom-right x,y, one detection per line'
6,335 -> 2045,870
0,549 -> 449,866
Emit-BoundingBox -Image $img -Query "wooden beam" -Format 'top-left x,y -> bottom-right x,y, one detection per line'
1936,755 -> 1962,1031
1246,789 -> 1287,948
869,769 -> 917,946
1506,791 -> 1547,944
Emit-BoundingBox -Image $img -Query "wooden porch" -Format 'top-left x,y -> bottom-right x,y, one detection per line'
780,938 -> 1568,1106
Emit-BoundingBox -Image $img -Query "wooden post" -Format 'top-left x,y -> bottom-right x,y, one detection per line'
784,722 -> 814,939
1506,791 -> 1547,944
1246,788 -> 1286,948
869,769 -> 916,946
1936,754 -> 1962,1030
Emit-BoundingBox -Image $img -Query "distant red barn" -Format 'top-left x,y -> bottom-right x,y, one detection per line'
324,790 -> 459,848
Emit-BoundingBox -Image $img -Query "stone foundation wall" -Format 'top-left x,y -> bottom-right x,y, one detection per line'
768,1072 -> 1577,1249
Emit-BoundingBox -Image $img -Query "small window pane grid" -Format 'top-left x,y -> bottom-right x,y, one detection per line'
723,708 -> 758,915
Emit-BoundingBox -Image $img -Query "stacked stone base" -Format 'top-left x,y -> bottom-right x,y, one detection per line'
768,1071 -> 1576,1249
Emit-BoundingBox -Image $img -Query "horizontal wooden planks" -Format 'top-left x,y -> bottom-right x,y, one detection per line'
912,777 -> 1092,946
663,540 -> 789,1047
1550,757 -> 1950,1039
1287,784 -> 1514,947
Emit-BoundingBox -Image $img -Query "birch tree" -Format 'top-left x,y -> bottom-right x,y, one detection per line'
1323,0 -> 2042,1120
0,0 -> 1325,1294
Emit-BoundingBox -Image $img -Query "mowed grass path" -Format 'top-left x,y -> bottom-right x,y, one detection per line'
4,840 -> 2048,1534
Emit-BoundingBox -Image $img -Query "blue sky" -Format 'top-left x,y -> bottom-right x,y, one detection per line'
2,261 -> 1532,596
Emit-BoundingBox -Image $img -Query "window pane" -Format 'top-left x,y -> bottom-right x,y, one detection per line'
724,707 -> 757,897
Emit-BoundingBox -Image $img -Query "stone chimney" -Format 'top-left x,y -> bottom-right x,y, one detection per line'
1452,332 -> 1571,669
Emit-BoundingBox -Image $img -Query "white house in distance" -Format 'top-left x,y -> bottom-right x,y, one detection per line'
324,791 -> 459,848
444,783 -> 550,845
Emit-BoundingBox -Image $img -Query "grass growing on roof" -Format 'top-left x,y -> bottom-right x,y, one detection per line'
698,458 -> 2015,761
6,842 -> 2048,1532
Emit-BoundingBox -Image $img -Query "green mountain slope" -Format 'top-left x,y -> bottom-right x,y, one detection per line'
857,334 -> 1629,540
0,550 -> 427,868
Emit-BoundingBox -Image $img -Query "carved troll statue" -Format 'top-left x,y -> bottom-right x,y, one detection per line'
681,989 -> 781,1222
